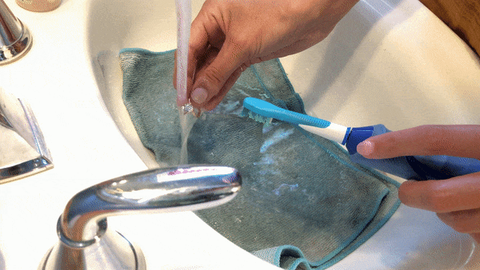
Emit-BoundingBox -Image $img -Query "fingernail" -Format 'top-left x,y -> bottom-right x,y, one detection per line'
357,140 -> 374,157
192,88 -> 208,104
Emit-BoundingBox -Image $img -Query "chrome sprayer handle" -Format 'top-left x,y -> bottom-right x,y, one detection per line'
40,165 -> 241,270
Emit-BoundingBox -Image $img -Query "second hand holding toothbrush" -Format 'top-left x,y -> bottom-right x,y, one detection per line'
242,97 -> 480,180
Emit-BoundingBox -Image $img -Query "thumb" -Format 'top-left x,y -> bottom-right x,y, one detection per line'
356,125 -> 480,160
191,39 -> 248,110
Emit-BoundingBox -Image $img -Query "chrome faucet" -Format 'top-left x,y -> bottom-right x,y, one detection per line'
39,165 -> 242,270
0,87 -> 53,183
0,0 -> 32,64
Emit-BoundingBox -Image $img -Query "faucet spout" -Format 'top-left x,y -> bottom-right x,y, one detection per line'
60,165 -> 241,242
39,165 -> 242,270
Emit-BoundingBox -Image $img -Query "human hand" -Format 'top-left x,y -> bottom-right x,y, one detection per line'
357,125 -> 480,243
175,0 -> 359,110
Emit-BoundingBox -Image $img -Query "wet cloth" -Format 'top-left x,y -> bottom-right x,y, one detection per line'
119,48 -> 401,270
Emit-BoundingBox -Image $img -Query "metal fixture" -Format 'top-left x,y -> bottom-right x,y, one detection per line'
39,165 -> 242,270
0,0 -> 33,65
0,88 -> 53,184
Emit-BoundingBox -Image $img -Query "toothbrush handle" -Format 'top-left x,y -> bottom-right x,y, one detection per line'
347,124 -> 480,180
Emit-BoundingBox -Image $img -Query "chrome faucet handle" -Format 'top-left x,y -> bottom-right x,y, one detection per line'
0,87 -> 53,183
39,165 -> 242,270
0,0 -> 33,65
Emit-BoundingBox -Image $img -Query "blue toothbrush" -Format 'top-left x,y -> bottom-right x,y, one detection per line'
242,97 -> 480,180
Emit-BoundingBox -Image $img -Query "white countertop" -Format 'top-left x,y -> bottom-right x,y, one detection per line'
0,0 -> 479,269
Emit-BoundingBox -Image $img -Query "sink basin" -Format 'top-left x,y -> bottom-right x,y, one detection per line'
87,0 -> 480,269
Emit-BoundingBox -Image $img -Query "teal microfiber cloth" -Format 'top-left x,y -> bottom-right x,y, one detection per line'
119,48 -> 401,270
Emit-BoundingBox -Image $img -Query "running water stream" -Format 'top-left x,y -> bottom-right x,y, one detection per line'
176,0 -> 196,164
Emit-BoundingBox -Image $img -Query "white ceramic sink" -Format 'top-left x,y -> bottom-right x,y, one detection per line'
87,0 -> 480,269
4,0 -> 477,268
